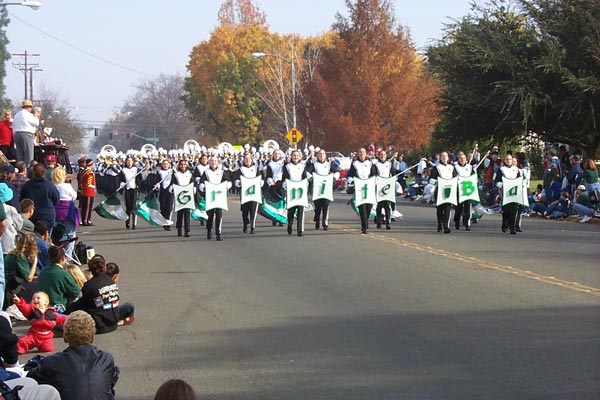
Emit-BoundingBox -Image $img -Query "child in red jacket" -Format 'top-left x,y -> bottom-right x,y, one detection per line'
13,291 -> 67,354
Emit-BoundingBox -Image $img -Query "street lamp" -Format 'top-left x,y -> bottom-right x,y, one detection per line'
0,1 -> 42,9
252,51 -> 296,131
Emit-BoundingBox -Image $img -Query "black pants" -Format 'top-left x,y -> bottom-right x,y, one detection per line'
207,209 -> 223,236
0,145 -> 16,162
502,203 -> 519,233
124,189 -> 137,228
376,201 -> 392,226
287,206 -> 304,233
313,199 -> 330,228
358,204 -> 373,232
176,209 -> 191,233
436,203 -> 452,230
241,201 -> 259,230
80,196 -> 94,224
454,201 -> 471,228
158,188 -> 173,223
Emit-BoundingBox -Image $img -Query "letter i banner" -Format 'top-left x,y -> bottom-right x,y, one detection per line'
457,174 -> 480,203
311,173 -> 334,202
240,175 -> 263,205
286,179 -> 309,209
502,176 -> 525,206
205,181 -> 229,211
354,177 -> 377,206
173,183 -> 195,212
435,177 -> 458,206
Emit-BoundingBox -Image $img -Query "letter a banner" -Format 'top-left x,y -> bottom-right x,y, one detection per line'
354,177 -> 377,207
205,181 -> 229,211
436,177 -> 458,206
502,176 -> 525,206
312,173 -> 334,202
457,174 -> 480,203
286,179 -> 309,209
173,183 -> 195,212
240,175 -> 262,205
376,176 -> 396,203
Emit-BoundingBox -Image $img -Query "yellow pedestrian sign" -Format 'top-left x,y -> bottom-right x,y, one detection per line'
286,128 -> 303,145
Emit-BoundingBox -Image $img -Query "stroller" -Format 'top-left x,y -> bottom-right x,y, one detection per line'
51,222 -> 83,266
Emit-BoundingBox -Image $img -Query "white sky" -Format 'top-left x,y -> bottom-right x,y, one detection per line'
4,0 -> 474,129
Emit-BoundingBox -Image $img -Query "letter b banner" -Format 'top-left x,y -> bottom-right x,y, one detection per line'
457,174 -> 480,203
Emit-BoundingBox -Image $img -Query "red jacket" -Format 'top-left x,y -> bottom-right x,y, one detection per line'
0,119 -> 13,146
81,167 -> 96,197
16,297 -> 67,333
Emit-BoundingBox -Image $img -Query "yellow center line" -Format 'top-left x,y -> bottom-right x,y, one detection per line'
330,224 -> 600,298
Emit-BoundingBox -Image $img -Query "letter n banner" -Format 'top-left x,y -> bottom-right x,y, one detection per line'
286,179 -> 309,209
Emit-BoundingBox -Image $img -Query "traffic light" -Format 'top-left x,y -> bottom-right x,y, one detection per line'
94,128 -> 99,137
125,130 -> 131,139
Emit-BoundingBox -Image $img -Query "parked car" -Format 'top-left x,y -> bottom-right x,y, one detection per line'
326,151 -> 352,171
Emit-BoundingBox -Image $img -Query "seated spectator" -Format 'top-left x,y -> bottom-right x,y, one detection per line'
13,161 -> 29,196
20,164 -> 59,229
18,198 -> 35,235
67,256 -> 134,334
3,376 -> 61,400
105,262 -> 135,326
528,184 -> 546,215
12,291 -> 67,354
33,221 -> 50,272
0,165 -> 20,212
65,264 -> 87,290
422,178 -> 437,204
154,379 -> 197,400
581,158 -> 599,192
36,246 -> 80,312
0,183 -> 23,256
3,233 -> 37,309
27,310 -> 120,400
544,191 -> 571,219
406,169 -> 430,200
43,154 -> 57,181
573,184 -> 599,223
0,311 -> 19,368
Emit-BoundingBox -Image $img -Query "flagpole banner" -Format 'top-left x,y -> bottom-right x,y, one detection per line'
376,176 -> 396,203
205,181 -> 229,211
457,174 -> 480,203
435,177 -> 458,206
136,192 -> 173,226
173,183 -> 195,212
286,179 -> 309,209
191,197 -> 208,222
354,177 -> 377,207
502,176 -> 525,206
521,177 -> 529,207
312,173 -> 334,202
240,175 -> 263,205
259,188 -> 287,224
94,196 -> 129,221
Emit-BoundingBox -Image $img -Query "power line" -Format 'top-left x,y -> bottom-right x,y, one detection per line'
9,12 -> 152,77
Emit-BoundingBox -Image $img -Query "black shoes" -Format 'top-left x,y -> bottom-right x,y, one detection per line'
126,221 -> 130,229
361,229 -> 367,234
216,235 -> 222,241
315,221 -> 320,230
207,231 -> 212,240
184,232 -> 190,237
243,225 -> 248,233
455,222 -> 460,230
444,228 -> 451,234
386,224 -> 391,230
163,226 -> 171,231
323,225 -> 328,231
297,232 -> 303,237
287,225 -> 292,235
250,228 -> 255,234
178,229 -> 182,237
437,224 -> 442,233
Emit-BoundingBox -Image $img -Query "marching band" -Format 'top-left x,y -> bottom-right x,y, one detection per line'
90,141 -> 530,239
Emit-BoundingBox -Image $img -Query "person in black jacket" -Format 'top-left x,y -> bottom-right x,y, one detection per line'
20,164 -> 59,228
66,256 -> 133,334
27,310 -> 119,400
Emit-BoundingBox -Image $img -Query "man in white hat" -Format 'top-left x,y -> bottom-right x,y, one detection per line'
12,100 -> 40,164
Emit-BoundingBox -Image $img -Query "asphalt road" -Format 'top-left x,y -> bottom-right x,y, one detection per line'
21,194 -> 600,400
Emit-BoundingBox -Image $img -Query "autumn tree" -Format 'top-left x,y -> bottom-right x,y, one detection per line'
183,0 -> 272,144
303,0 -> 440,153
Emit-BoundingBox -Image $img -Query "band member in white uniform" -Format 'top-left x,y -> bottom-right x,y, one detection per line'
264,150 -> 285,226
153,159 -> 174,231
453,151 -> 473,231
429,151 -> 455,233
233,152 -> 260,234
374,149 -> 398,230
347,147 -> 377,234
173,159 -> 193,237
118,156 -> 144,230
200,157 -> 230,241
282,149 -> 308,236
495,153 -> 521,234
306,149 -> 333,231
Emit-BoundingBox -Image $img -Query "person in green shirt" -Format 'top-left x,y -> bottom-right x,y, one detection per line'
36,246 -> 80,312
581,158 -> 599,192
3,232 -> 37,308
573,185 -> 598,223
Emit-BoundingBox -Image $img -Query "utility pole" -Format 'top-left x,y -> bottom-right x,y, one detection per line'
28,67 -> 43,101
12,51 -> 40,99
